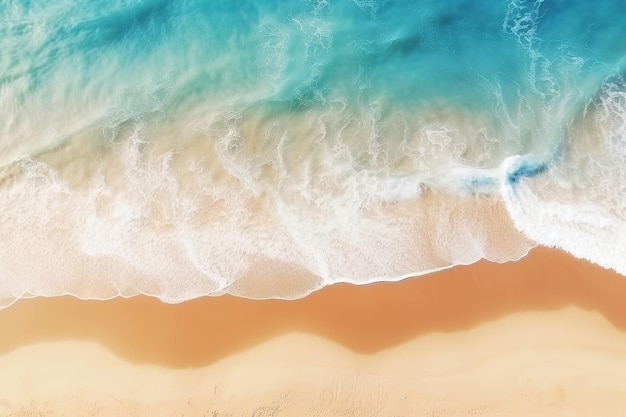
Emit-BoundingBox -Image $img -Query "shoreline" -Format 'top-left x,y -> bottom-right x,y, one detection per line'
1,246 -> 626,414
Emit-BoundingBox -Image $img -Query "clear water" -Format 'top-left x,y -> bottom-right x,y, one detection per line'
0,0 -> 625,305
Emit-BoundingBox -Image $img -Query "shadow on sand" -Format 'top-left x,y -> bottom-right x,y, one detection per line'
1,247 -> 625,368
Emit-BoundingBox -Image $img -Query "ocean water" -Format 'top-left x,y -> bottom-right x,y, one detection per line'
0,0 -> 625,306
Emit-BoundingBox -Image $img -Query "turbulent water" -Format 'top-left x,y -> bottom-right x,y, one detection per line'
0,0 -> 625,306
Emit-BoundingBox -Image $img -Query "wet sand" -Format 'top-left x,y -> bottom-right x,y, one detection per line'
1,246 -> 626,415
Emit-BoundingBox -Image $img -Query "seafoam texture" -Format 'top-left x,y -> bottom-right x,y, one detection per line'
0,0 -> 625,304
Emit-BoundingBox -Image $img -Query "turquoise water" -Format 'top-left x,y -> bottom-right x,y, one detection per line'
0,0 -> 625,304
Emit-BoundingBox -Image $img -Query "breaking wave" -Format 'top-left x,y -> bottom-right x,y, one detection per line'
0,0 -> 625,307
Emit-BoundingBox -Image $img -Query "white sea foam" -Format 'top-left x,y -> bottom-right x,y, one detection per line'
504,78 -> 626,276
0,75 -> 621,308
5,81 -> 626,308
0,104 -> 536,308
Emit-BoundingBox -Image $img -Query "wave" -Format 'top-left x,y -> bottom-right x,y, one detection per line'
0,0 -> 625,307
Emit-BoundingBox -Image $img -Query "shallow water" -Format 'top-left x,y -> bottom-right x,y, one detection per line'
0,0 -> 625,305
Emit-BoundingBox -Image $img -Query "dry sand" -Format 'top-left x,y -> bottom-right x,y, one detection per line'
1,247 -> 626,415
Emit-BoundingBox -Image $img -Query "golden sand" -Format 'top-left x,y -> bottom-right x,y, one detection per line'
1,247 -> 626,415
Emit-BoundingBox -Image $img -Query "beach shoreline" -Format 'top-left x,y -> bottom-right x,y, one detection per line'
1,247 -> 626,415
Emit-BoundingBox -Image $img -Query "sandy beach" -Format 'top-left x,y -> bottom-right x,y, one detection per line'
1,247 -> 626,416
2,2 -> 625,416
